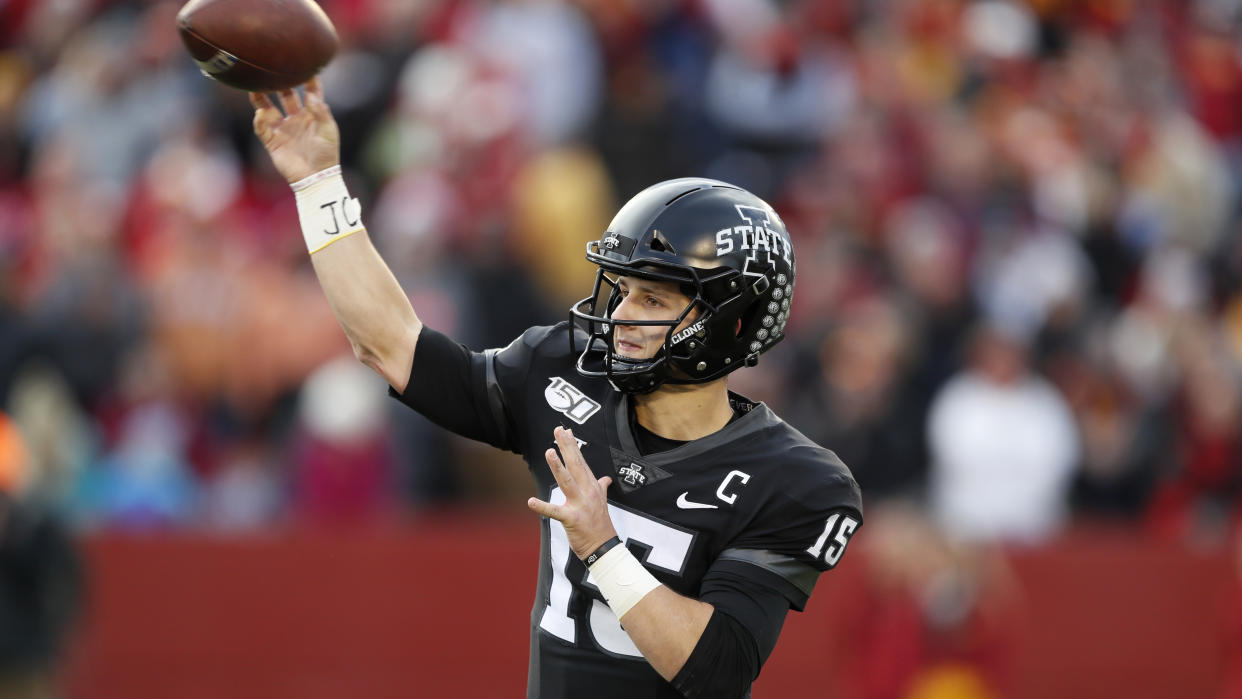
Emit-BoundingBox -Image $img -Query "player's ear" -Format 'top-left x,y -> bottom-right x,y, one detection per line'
735,318 -> 742,336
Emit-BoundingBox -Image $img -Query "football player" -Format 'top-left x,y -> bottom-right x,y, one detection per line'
251,79 -> 862,699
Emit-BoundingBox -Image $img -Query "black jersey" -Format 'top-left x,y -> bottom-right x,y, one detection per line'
393,323 -> 862,698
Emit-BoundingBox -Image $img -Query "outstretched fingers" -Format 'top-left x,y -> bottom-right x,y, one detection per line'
249,91 -> 274,110
553,426 -> 589,471
527,496 -> 561,519
250,92 -> 280,131
277,88 -> 302,116
535,426 -> 615,526
304,76 -> 330,116
545,446 -> 575,491
305,76 -> 328,111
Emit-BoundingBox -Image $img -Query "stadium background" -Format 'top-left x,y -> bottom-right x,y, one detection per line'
1,0 -> 1241,696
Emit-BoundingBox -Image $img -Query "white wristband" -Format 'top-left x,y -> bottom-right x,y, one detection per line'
291,165 -> 364,253
587,543 -> 661,620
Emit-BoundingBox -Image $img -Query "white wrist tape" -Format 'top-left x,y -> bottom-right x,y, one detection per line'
290,165 -> 364,253
587,543 -> 661,620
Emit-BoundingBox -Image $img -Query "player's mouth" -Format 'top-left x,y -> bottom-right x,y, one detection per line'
615,338 -> 645,357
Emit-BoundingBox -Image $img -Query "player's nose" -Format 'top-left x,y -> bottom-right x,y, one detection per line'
610,296 -> 639,326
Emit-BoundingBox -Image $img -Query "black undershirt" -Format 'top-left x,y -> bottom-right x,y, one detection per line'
632,419 -> 689,455
630,397 -> 752,455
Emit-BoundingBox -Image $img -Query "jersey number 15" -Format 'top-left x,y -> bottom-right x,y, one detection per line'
538,487 -> 694,659
806,512 -> 858,568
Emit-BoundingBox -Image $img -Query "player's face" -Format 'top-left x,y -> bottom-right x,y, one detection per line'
610,276 -> 697,360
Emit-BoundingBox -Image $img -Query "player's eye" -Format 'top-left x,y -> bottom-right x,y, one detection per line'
645,296 -> 662,308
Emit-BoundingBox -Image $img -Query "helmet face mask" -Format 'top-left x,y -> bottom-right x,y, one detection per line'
570,178 -> 796,395
570,268 -> 723,394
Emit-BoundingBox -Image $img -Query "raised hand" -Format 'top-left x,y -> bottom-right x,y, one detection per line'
528,426 -> 618,560
250,77 -> 340,184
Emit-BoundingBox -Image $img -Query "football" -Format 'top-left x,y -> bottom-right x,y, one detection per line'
176,0 -> 338,92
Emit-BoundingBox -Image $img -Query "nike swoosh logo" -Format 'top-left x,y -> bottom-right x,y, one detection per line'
676,492 -> 718,510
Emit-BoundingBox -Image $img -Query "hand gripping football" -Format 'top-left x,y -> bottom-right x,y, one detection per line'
176,0 -> 338,92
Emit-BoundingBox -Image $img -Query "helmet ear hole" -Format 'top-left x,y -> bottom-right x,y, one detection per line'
649,229 -> 677,254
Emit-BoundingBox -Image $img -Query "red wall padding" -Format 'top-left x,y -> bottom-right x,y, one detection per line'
65,512 -> 1234,698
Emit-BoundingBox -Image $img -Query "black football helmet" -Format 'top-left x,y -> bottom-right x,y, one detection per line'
571,177 -> 796,394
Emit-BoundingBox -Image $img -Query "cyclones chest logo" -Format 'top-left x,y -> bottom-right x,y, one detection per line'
714,205 -> 792,265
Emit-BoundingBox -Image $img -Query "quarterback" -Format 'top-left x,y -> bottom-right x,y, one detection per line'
251,79 -> 862,698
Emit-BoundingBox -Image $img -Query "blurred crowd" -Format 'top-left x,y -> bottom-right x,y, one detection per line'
3,0 -> 1242,695
0,0 -> 1240,549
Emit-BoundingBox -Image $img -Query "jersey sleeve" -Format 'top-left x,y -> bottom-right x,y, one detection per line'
714,459 -> 863,611
389,324 -> 563,456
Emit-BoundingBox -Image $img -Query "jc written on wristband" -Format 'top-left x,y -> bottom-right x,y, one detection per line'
290,165 -> 365,253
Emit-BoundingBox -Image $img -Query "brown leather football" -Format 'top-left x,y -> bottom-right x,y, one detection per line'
176,0 -> 338,92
